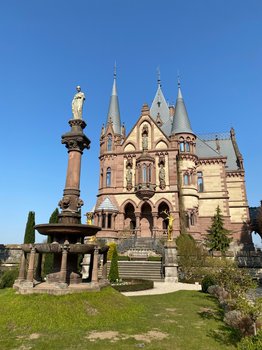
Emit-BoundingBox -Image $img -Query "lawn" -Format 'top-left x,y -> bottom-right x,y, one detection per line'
0,287 -> 238,349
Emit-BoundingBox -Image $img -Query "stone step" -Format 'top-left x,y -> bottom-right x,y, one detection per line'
100,260 -> 164,281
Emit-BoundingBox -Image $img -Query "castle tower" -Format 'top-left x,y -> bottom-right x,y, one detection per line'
170,80 -> 200,237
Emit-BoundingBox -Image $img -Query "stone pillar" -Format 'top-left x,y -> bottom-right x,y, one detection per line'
102,252 -> 108,280
18,252 -> 27,281
135,213 -> 141,236
105,213 -> 108,229
91,247 -> 99,283
60,246 -> 69,283
27,247 -> 36,282
164,241 -> 178,283
35,253 -> 43,281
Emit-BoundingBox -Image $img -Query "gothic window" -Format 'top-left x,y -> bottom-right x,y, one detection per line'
108,214 -> 112,228
102,213 -> 106,228
190,213 -> 195,226
180,142 -> 185,152
185,213 -> 190,228
197,172 -> 204,192
185,142 -> 190,152
142,164 -> 147,183
107,134 -> 112,151
106,167 -> 111,187
184,174 -> 189,185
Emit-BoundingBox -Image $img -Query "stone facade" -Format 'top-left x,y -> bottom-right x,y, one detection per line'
93,77 -> 252,249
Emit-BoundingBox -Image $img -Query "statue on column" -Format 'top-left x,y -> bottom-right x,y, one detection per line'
162,210 -> 174,241
159,163 -> 166,190
72,86 -> 85,119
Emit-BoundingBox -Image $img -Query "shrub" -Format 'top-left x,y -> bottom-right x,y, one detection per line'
237,330 -> 262,350
112,279 -> 154,292
202,274 -> 217,293
108,246 -> 119,283
107,242 -> 117,261
224,310 -> 254,336
0,269 -> 18,288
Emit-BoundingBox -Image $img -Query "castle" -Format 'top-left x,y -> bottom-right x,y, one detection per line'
93,71 -> 252,250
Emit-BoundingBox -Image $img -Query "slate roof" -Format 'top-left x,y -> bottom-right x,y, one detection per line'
106,72 -> 121,135
171,86 -> 193,135
97,197 -> 118,211
196,133 -> 239,171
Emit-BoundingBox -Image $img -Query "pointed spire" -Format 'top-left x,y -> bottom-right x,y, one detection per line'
150,70 -> 170,124
106,64 -> 121,135
157,67 -> 161,87
171,79 -> 193,135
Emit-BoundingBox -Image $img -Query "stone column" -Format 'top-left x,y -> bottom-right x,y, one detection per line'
27,247 -> 36,282
60,246 -> 69,283
91,247 -> 99,283
35,253 -> 43,281
102,252 -> 108,280
18,252 -> 27,281
135,213 -> 141,236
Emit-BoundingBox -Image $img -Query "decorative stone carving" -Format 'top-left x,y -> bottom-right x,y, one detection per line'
142,125 -> 149,151
58,196 -> 71,210
126,165 -> 133,191
72,86 -> 85,119
159,163 -> 166,190
77,198 -> 84,209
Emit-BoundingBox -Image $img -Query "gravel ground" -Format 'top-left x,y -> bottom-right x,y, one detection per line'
122,282 -> 202,296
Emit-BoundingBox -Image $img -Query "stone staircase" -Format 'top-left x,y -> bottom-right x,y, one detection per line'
105,260 -> 164,282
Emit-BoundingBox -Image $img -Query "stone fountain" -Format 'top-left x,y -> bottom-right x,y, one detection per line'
14,87 -> 109,294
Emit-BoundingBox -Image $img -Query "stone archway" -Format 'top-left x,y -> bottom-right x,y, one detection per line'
124,203 -> 136,231
140,202 -> 153,237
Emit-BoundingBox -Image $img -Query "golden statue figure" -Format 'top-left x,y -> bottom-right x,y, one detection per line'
162,209 -> 174,241
85,212 -> 93,225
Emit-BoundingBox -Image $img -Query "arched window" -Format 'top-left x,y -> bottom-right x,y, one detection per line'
197,172 -> 204,192
185,142 -> 190,152
142,164 -> 147,183
148,164 -> 152,183
184,174 -> 189,185
180,142 -> 185,152
190,213 -> 195,226
106,167 -> 111,187
107,134 -> 112,151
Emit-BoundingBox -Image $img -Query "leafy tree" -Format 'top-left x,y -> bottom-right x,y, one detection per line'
206,206 -> 232,253
23,211 -> 35,244
108,245 -> 119,283
43,208 -> 59,276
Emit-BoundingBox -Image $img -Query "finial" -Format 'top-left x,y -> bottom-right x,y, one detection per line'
157,67 -> 161,87
114,61 -> 117,79
177,70 -> 181,88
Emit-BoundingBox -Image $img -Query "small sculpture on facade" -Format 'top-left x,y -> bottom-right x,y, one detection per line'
126,165 -> 133,191
142,125 -> 149,151
72,86 -> 85,119
162,209 -> 174,241
159,163 -> 166,189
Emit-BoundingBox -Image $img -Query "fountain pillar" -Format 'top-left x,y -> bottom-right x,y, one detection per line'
91,247 -> 99,283
27,246 -> 36,282
17,252 -> 27,281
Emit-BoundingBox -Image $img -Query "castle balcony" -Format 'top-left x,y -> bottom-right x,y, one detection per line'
134,182 -> 156,200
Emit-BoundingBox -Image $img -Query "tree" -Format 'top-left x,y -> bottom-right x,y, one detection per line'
23,211 -> 35,244
43,208 -> 59,276
206,206 -> 232,253
108,245 -> 119,283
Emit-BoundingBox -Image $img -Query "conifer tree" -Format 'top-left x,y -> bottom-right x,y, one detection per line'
23,211 -> 35,244
43,208 -> 59,276
108,246 -> 119,283
206,206 -> 232,253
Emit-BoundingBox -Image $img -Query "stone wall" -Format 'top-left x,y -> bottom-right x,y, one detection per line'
0,244 -> 22,270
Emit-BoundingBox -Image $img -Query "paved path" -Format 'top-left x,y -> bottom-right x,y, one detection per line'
122,282 -> 202,296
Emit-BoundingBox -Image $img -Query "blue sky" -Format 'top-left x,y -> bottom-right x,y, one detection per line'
1,1 -> 262,245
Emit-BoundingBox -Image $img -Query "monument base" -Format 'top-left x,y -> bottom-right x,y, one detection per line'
164,241 -> 178,283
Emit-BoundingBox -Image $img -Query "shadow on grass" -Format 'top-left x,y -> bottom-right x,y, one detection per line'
208,325 -> 241,347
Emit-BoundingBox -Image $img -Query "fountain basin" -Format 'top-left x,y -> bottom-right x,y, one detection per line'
35,223 -> 101,237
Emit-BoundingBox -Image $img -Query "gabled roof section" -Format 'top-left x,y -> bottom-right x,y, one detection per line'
171,83 -> 193,135
150,84 -> 170,124
106,66 -> 121,135
97,197 -> 118,211
196,132 -> 240,171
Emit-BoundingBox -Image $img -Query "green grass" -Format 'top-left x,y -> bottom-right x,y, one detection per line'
0,287 -> 238,350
